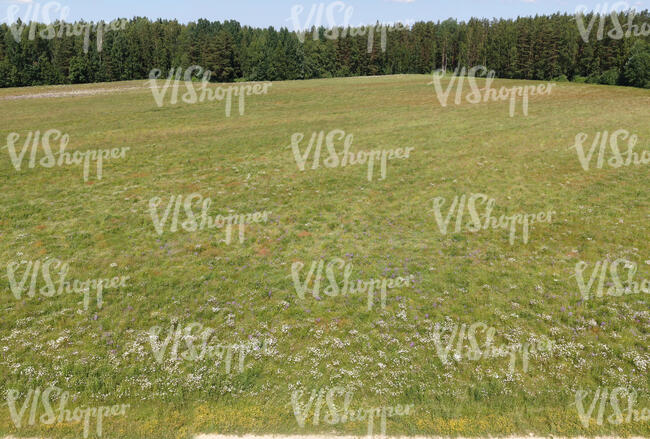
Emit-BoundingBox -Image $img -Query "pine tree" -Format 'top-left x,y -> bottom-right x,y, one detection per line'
623,40 -> 650,88
2,12 -> 650,88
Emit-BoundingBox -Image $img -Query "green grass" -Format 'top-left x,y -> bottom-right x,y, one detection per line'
0,75 -> 648,439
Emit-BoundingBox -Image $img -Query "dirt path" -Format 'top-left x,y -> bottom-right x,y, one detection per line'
0,85 -> 148,101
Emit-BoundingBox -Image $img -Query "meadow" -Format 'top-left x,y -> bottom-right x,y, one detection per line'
0,74 -> 648,438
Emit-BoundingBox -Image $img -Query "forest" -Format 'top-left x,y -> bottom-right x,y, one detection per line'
1,10 -> 649,88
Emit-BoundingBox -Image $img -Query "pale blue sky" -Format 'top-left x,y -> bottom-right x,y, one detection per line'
1,0 -> 647,28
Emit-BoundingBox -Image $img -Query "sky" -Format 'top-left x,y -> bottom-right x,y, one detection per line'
0,0 -> 647,28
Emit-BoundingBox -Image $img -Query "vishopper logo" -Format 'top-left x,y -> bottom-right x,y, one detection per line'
575,387 -> 649,427
6,258 -> 129,311
431,320 -> 554,373
575,258 -> 649,300
288,1 -> 412,52
147,322 -> 272,373
2,130 -> 130,182
3,1 -> 70,25
288,130 -> 415,182
148,193 -> 271,244
6,386 -> 129,438
431,193 -> 555,245
428,66 -> 555,117
147,66 -> 272,116
3,1 -> 127,53
291,257 -> 415,310
570,130 -> 649,171
575,2 -> 650,42
290,385 -> 414,436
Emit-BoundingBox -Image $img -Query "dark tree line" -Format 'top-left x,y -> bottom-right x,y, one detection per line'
1,11 -> 649,88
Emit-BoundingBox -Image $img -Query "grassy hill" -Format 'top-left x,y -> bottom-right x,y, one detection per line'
0,75 -> 648,438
